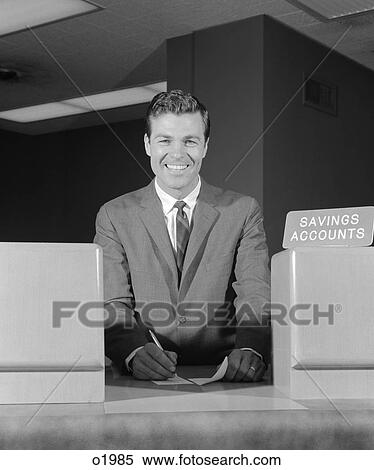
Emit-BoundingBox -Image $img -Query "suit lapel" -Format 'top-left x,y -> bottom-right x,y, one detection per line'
136,178 -> 220,303
179,179 -> 220,301
137,180 -> 179,302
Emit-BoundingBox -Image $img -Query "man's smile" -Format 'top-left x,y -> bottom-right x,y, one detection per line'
164,163 -> 190,172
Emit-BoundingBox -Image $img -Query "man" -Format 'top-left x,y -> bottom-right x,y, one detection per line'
94,90 -> 270,382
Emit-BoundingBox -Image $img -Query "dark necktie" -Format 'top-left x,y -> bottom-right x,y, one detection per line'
173,200 -> 190,285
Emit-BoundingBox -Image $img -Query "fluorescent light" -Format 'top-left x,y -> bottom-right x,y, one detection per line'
286,0 -> 374,20
0,82 -> 167,122
0,0 -> 101,37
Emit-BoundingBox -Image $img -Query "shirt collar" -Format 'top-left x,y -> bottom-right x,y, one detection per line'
155,176 -> 201,215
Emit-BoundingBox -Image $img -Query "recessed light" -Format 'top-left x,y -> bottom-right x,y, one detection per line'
286,0 -> 374,21
0,82 -> 167,122
0,0 -> 102,37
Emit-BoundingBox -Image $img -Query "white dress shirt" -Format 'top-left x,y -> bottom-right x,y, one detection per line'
124,175 -> 262,371
154,175 -> 201,252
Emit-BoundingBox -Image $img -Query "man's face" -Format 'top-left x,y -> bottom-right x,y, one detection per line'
144,112 -> 209,199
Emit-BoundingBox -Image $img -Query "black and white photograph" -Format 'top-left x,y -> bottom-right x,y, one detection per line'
0,0 -> 374,466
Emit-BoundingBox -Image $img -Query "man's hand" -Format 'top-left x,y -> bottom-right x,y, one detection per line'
223,349 -> 266,382
131,343 -> 177,380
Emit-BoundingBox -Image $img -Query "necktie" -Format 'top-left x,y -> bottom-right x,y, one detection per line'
173,200 -> 190,285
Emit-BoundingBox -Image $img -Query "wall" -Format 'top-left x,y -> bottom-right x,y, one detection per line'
0,129 -> 65,242
0,120 -> 149,242
168,15 -> 374,257
167,16 -> 265,205
263,16 -> 374,255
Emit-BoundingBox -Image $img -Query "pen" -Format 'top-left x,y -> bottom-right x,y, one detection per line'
149,330 -> 163,350
149,330 -> 178,377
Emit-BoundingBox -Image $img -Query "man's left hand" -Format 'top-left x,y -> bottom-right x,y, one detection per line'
224,349 -> 266,382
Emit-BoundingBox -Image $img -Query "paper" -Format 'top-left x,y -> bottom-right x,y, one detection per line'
152,357 -> 228,386
153,374 -> 193,386
190,357 -> 228,385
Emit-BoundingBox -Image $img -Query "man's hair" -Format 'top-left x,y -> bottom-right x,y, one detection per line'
145,89 -> 210,142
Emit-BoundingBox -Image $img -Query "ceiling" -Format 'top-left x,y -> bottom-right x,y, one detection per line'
1,0 -> 374,134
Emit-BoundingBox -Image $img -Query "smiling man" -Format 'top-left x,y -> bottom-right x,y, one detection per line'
94,90 -> 270,382
145,102 -> 208,200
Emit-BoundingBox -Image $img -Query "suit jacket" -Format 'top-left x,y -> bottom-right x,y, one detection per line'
94,177 -> 270,372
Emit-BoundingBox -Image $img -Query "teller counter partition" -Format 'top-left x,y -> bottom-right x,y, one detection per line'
2,366 -> 374,449
272,247 -> 374,400
0,243 -> 105,404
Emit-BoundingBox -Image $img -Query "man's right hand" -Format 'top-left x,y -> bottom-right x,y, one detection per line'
131,343 -> 177,380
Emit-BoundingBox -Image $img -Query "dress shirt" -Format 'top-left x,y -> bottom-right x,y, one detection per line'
154,176 -> 201,252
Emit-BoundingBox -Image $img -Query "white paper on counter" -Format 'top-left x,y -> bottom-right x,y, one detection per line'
152,374 -> 194,386
153,357 -> 228,386
189,356 -> 228,385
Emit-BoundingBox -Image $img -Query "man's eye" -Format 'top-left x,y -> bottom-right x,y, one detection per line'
185,140 -> 197,146
159,139 -> 170,144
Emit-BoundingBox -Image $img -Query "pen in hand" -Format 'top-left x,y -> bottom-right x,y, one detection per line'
149,330 -> 163,350
149,330 -> 177,377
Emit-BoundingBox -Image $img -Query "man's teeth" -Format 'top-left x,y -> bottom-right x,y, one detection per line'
165,164 -> 188,170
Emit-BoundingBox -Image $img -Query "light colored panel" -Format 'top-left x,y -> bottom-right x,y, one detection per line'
272,247 -> 374,399
272,250 -> 293,394
0,243 -> 104,403
0,370 -> 104,404
293,247 -> 374,366
0,243 -> 103,368
291,368 -> 374,399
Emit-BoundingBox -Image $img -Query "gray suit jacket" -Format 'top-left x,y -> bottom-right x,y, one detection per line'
94,178 -> 270,372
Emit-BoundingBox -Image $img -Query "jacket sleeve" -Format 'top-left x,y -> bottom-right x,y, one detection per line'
232,197 -> 271,365
94,205 -> 148,373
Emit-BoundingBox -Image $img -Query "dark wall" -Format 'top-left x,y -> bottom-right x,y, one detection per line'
0,129 -> 65,242
263,16 -> 374,256
167,16 -> 265,205
168,15 -> 374,258
0,120 -> 149,242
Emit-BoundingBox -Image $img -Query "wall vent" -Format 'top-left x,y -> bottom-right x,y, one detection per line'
303,76 -> 337,116
0,66 -> 20,80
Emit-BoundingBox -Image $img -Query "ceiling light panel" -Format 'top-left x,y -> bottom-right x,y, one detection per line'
287,0 -> 374,20
0,0 -> 101,37
0,82 -> 167,123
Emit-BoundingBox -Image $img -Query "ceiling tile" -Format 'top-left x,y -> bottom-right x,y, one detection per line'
56,44 -> 154,93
